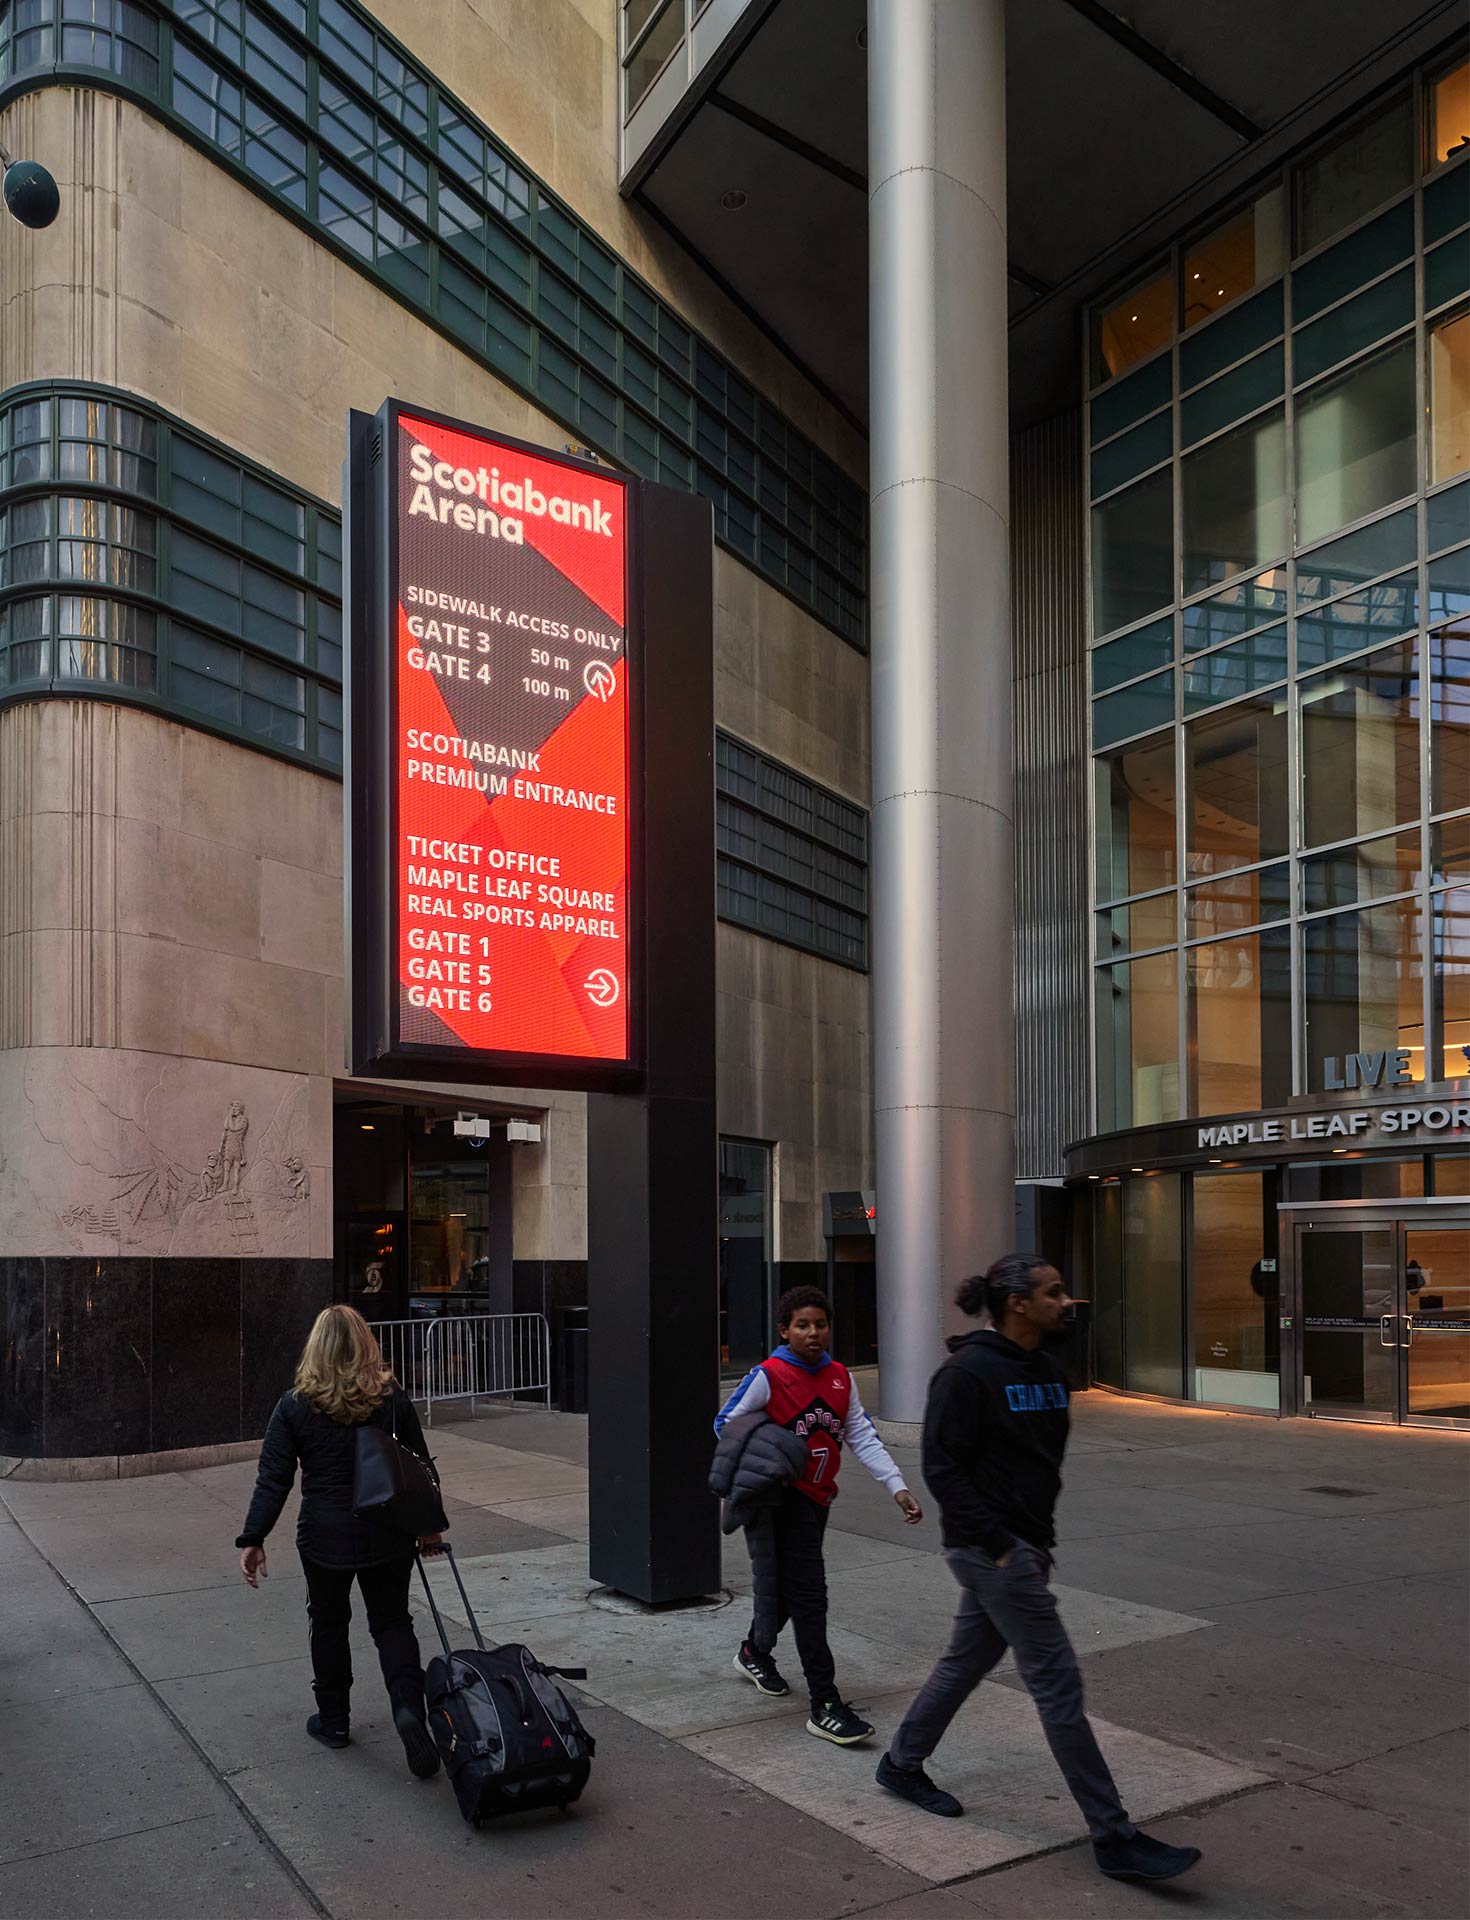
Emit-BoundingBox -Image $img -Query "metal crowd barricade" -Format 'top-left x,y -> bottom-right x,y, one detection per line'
369,1312 -> 552,1425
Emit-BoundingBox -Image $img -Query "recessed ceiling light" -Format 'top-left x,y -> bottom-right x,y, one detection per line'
1193,271 -> 1201,280
720,188 -> 748,211
1131,313 -> 1139,322
360,1123 -> 375,1131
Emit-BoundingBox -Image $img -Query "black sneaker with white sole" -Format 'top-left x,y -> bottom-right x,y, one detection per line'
734,1643 -> 791,1696
806,1697 -> 875,1746
1093,1831 -> 1202,1882
875,1751 -> 963,1816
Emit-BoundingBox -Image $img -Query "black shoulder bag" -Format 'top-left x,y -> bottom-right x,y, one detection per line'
352,1392 -> 447,1536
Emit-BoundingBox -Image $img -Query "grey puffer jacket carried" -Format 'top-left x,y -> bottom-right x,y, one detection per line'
707,1412 -> 809,1534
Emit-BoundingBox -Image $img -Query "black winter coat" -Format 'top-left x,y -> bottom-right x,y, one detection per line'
708,1412 -> 809,1534
236,1385 -> 440,1569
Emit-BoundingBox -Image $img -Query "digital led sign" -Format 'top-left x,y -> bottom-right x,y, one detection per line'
347,400 -> 634,1077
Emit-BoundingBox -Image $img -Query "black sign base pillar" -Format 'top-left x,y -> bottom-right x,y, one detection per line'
587,484 -> 719,1604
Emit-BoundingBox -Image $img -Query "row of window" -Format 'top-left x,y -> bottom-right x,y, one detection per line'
0,0 -> 868,649
0,385 -> 342,765
715,732 -> 869,971
0,384 -> 872,975
1091,65 -> 1469,386
1096,880 -> 1468,1131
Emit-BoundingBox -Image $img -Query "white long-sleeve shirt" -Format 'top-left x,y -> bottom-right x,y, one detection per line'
714,1355 -> 907,1496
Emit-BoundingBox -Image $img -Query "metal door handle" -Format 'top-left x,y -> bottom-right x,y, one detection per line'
1402,1316 -> 1414,1347
1380,1314 -> 1396,1348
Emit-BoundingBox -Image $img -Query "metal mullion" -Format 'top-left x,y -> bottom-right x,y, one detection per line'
1088,451 -> 1173,510
1182,910 -> 1290,949
1179,388 -> 1285,463
1297,885 -> 1425,926
623,0 -> 676,68
1292,320 -> 1416,402
1414,160 -> 1437,1087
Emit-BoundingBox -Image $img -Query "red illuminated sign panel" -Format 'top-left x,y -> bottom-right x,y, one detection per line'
389,411 -> 631,1066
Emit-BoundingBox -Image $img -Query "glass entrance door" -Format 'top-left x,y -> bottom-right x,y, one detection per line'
1294,1210 -> 1470,1427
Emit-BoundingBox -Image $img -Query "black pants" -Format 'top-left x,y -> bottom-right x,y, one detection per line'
300,1554 -> 425,1723
745,1487 -> 835,1705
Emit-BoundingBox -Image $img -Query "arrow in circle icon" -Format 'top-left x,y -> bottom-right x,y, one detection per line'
583,659 -> 616,702
584,968 -> 620,1008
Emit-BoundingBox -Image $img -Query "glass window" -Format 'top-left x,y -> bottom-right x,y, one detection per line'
1297,568 -> 1418,670
1295,97 -> 1414,256
1182,568 -> 1288,652
1090,411 -> 1171,499
1095,730 -> 1176,900
1301,639 -> 1421,850
1293,268 -> 1413,386
625,0 -> 681,110
1431,58 -> 1470,165
1123,1175 -> 1183,1396
1295,337 -> 1417,547
1189,928 -> 1292,1115
1092,267 -> 1174,384
1090,356 -> 1171,445
1424,161 -> 1470,248
1292,202 -> 1414,323
1097,893 -> 1177,958
1304,895 -> 1426,1090
1091,617 -> 1173,695
1302,828 -> 1424,912
719,1140 -> 772,1373
1092,1186 -> 1124,1389
1432,1152 -> 1470,1196
1180,283 -> 1283,391
1091,466 -> 1173,638
1182,623 -> 1288,714
1433,812 -> 1470,884
1180,345 -> 1283,450
1186,696 -> 1289,877
1295,505 -> 1418,608
1190,1172 -> 1280,1409
1432,623 -> 1470,817
1186,863 -> 1290,938
1428,479 -> 1470,556
1092,670 -> 1174,750
1430,310 -> 1470,484
1097,952 -> 1179,1131
1427,233 -> 1470,313
1183,188 -> 1287,330
1433,886 -> 1469,1081
1181,405 -> 1286,595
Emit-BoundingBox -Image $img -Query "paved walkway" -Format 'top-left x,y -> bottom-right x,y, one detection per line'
1,1394 -> 1466,1917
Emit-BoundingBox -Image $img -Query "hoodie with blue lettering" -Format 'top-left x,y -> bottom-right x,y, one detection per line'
921,1328 -> 1071,1559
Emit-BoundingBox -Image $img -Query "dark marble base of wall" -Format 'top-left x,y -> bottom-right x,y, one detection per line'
0,1256 -> 332,1459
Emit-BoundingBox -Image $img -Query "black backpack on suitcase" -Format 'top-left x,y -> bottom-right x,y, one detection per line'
416,1548 -> 595,1826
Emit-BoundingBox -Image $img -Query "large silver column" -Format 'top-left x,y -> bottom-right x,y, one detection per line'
868,0 -> 1014,1422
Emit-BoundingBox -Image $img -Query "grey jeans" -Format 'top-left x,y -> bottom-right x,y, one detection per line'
889,1543 -> 1134,1842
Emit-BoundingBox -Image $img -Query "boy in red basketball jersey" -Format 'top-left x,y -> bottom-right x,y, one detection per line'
715,1286 -> 922,1744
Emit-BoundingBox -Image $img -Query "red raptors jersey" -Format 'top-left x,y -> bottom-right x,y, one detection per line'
761,1352 -> 852,1507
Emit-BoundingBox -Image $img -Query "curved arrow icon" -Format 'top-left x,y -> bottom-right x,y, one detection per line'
583,968 -> 621,1008
583,659 -> 617,702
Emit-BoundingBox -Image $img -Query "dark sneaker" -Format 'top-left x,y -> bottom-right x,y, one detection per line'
875,1751 -> 963,1817
394,1703 -> 441,1780
806,1697 -> 875,1746
1094,1831 -> 1202,1882
734,1643 -> 791,1696
305,1712 -> 350,1750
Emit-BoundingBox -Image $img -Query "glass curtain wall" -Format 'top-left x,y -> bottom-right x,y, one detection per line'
1088,60 -> 1470,1125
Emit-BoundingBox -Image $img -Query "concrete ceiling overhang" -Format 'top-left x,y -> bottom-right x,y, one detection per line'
630,0 -> 1466,431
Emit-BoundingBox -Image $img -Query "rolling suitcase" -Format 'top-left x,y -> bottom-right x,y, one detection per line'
416,1547 -> 595,1826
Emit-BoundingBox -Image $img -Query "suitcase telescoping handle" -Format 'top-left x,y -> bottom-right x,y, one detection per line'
415,1543 -> 488,1657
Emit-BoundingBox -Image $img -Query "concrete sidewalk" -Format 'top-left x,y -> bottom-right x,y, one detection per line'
1,1395 -> 1466,1918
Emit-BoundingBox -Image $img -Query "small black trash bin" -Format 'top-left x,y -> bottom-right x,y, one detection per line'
557,1305 -> 589,1414
1056,1299 -> 1092,1392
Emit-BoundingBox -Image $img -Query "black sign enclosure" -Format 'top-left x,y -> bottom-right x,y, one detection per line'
345,400 -> 720,1602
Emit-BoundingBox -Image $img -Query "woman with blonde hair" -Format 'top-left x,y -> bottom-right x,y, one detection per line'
236,1304 -> 446,1779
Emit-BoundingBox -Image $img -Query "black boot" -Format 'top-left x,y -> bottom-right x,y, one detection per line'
307,1686 -> 351,1750
391,1689 -> 440,1780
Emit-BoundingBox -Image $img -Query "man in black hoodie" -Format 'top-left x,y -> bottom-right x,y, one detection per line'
874,1254 -> 1202,1885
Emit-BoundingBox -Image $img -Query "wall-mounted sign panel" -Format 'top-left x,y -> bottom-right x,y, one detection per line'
346,400 -> 637,1083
